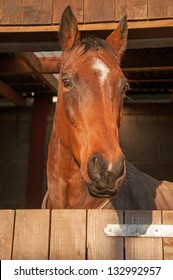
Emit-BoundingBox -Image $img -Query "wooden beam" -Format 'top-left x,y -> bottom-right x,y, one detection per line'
0,19 -> 173,33
17,51 -> 173,74
20,52 -> 58,92
0,57 -> 32,76
26,94 -> 49,208
37,56 -> 61,74
124,66 -> 173,72
0,41 -> 59,53
0,80 -> 25,106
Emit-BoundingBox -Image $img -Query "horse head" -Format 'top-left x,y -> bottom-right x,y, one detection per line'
47,6 -> 128,208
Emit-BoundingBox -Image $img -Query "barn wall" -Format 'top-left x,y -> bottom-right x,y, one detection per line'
0,102 -> 173,209
0,107 -> 32,209
120,103 -> 173,181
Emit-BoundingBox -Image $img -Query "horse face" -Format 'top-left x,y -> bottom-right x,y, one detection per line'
57,6 -> 128,198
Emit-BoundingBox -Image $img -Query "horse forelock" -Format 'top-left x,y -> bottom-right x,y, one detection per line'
80,37 -> 117,61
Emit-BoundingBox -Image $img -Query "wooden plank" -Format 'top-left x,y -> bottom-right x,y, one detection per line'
87,210 -> 124,260
23,56 -> 61,74
20,52 -> 57,92
84,0 -> 115,23
12,210 -> 50,260
21,0 -> 52,25
0,210 -> 15,260
53,0 -> 84,24
0,57 -> 32,75
163,211 -> 173,260
0,19 -> 173,33
116,0 -> 148,20
50,210 -> 86,260
148,0 -> 173,19
0,0 -> 21,25
0,80 -> 25,106
26,94 -> 49,208
125,211 -> 163,260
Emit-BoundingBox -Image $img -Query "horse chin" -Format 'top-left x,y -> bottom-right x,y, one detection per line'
86,166 -> 126,198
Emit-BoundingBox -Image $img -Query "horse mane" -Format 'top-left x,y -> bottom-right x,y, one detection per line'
80,36 -> 116,60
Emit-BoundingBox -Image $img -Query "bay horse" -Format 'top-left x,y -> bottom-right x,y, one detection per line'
43,6 -> 173,210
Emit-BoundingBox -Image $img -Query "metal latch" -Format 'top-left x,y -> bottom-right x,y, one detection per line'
104,224 -> 173,237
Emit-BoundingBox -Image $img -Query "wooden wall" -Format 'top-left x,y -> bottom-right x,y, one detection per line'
0,0 -> 173,26
0,209 -> 173,260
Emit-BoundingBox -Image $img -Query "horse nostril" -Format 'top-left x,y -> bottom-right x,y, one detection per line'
87,154 -> 106,181
87,152 -> 125,182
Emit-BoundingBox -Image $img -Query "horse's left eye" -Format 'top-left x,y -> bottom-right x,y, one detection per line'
62,77 -> 72,89
123,84 -> 129,93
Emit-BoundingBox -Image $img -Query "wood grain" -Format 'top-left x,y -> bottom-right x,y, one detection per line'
125,210 -> 163,259
53,0 -> 83,24
84,0 -> 115,23
116,0 -> 148,20
0,0 -> 21,25
21,0 -> 52,25
0,210 -> 15,260
50,209 -> 86,259
148,0 -> 173,19
12,210 -> 50,259
87,209 -> 124,259
163,211 -> 173,259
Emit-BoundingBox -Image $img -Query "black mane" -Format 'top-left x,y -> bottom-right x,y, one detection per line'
80,36 -> 116,60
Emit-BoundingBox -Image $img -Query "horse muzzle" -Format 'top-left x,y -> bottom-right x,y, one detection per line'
86,153 -> 126,197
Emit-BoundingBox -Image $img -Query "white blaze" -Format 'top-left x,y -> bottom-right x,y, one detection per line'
93,58 -> 110,88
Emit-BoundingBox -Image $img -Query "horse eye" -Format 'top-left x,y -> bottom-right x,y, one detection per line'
123,84 -> 129,93
62,77 -> 72,89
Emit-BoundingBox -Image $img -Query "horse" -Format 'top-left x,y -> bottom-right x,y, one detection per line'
43,6 -> 173,210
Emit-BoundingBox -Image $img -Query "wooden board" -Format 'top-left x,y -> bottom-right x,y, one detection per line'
116,0 -> 148,20
87,210 -> 124,259
21,0 -> 52,25
84,0 -> 115,23
0,210 -> 15,260
12,210 -> 50,259
163,211 -> 173,260
53,0 -> 84,24
0,0 -> 21,25
125,211 -> 163,259
148,0 -> 173,19
50,209 -> 86,259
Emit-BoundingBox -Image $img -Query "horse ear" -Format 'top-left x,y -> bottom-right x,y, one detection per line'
60,5 -> 80,50
106,16 -> 128,64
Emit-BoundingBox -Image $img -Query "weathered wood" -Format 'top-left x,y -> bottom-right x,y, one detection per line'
84,0 -> 115,23
148,0 -> 173,19
87,210 -> 124,260
1,210 -> 173,260
124,211 -> 163,260
0,20 -> 173,34
163,211 -> 173,260
0,57 -> 32,75
0,210 -> 14,260
21,0 -> 52,25
0,0 -> 21,25
50,209 -> 86,259
53,0 -> 83,23
12,210 -> 50,260
20,52 -> 57,92
116,0 -> 148,20
0,80 -> 25,106
24,56 -> 61,74
26,94 -> 49,208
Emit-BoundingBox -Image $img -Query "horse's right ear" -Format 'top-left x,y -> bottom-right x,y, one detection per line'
60,6 -> 80,50
106,16 -> 128,64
